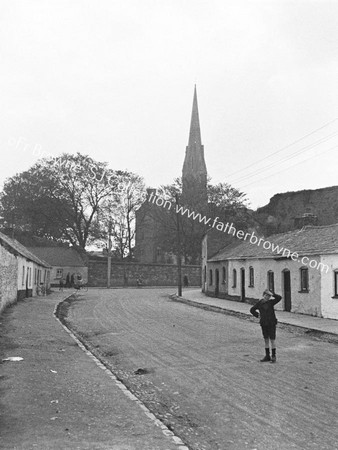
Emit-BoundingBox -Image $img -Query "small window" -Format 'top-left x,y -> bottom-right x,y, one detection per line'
209,269 -> 213,285
249,266 -> 254,287
334,271 -> 338,297
232,269 -> 237,288
56,268 -> 63,279
22,266 -> 25,286
300,267 -> 309,292
267,270 -> 274,292
222,266 -> 226,284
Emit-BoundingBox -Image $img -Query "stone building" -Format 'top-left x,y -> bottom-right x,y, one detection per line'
135,86 -> 208,264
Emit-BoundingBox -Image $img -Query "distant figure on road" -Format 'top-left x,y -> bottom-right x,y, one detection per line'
59,278 -> 64,291
71,273 -> 75,287
66,273 -> 70,288
183,275 -> 189,287
250,289 -> 282,363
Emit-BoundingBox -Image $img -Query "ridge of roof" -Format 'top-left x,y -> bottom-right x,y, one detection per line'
208,222 -> 338,262
27,246 -> 86,267
0,231 -> 51,268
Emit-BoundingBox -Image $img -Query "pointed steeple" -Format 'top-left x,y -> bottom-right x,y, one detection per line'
182,86 -> 208,206
188,85 -> 202,148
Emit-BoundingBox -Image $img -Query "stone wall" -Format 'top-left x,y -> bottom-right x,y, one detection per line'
256,185 -> 338,235
0,245 -> 18,314
88,260 -> 201,287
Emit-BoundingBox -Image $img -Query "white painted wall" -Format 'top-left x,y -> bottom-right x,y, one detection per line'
224,256 -> 322,316
17,256 -> 33,290
17,257 -> 51,296
320,254 -> 338,320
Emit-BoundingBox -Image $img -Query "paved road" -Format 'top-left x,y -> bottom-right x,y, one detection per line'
0,292 -> 183,450
64,288 -> 338,450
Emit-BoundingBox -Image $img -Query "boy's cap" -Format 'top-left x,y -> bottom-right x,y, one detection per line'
263,289 -> 272,296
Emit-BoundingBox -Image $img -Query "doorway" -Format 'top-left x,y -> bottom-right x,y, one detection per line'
283,270 -> 291,312
240,268 -> 245,302
215,269 -> 219,297
25,271 -> 29,298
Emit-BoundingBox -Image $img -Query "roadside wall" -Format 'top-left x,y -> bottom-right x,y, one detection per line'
88,260 -> 201,287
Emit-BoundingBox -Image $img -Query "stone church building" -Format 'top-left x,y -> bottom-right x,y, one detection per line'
135,86 -> 209,264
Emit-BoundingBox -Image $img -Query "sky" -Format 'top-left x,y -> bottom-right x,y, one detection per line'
1,0 -> 338,209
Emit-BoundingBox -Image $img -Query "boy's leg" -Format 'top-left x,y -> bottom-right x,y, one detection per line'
270,327 -> 277,362
260,335 -> 271,362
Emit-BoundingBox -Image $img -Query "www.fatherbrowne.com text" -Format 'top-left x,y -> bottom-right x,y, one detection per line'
147,191 -> 329,273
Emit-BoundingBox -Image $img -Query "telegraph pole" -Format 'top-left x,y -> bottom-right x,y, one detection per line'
107,220 -> 112,288
175,194 -> 182,297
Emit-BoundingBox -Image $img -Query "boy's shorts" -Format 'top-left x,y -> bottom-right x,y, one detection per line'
261,324 -> 276,340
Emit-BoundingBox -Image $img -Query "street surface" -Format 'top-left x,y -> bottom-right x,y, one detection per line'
63,288 -> 338,450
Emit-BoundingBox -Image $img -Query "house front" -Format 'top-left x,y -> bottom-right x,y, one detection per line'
0,231 -> 51,313
204,224 -> 338,320
27,247 -> 88,287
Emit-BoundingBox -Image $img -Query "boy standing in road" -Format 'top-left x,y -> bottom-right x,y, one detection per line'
250,289 -> 282,363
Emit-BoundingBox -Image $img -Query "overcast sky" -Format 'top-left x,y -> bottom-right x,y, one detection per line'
1,0 -> 338,209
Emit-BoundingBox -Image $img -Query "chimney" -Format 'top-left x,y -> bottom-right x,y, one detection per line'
294,213 -> 318,229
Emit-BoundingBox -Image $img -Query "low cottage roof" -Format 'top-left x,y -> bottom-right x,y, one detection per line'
27,247 -> 86,267
0,231 -> 51,268
209,223 -> 338,262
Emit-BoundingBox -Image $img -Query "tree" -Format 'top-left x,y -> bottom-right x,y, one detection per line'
96,172 -> 146,259
0,153 -> 121,249
150,178 -> 250,264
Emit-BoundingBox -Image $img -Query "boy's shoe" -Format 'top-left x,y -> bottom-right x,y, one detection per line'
260,355 -> 271,362
270,356 -> 276,363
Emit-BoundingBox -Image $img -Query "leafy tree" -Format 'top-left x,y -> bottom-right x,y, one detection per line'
148,178 -> 250,264
95,172 -> 146,259
0,153 -> 121,249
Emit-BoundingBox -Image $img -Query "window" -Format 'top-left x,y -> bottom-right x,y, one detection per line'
300,267 -> 309,292
232,269 -> 237,288
209,269 -> 213,285
334,271 -> 338,297
267,271 -> 274,292
222,266 -> 226,284
249,266 -> 254,287
22,266 -> 25,286
56,268 -> 63,279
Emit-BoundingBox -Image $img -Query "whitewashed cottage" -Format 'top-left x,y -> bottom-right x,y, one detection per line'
203,224 -> 338,320
0,231 -> 51,313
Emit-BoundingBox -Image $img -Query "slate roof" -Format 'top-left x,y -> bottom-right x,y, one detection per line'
0,231 -> 51,268
209,223 -> 338,262
27,247 -> 86,267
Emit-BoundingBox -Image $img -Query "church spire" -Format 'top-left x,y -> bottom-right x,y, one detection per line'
188,85 -> 202,148
182,86 -> 208,206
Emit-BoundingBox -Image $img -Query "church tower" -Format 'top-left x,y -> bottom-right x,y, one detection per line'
182,85 -> 208,207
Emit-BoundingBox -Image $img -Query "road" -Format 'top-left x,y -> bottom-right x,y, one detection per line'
63,288 -> 338,450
